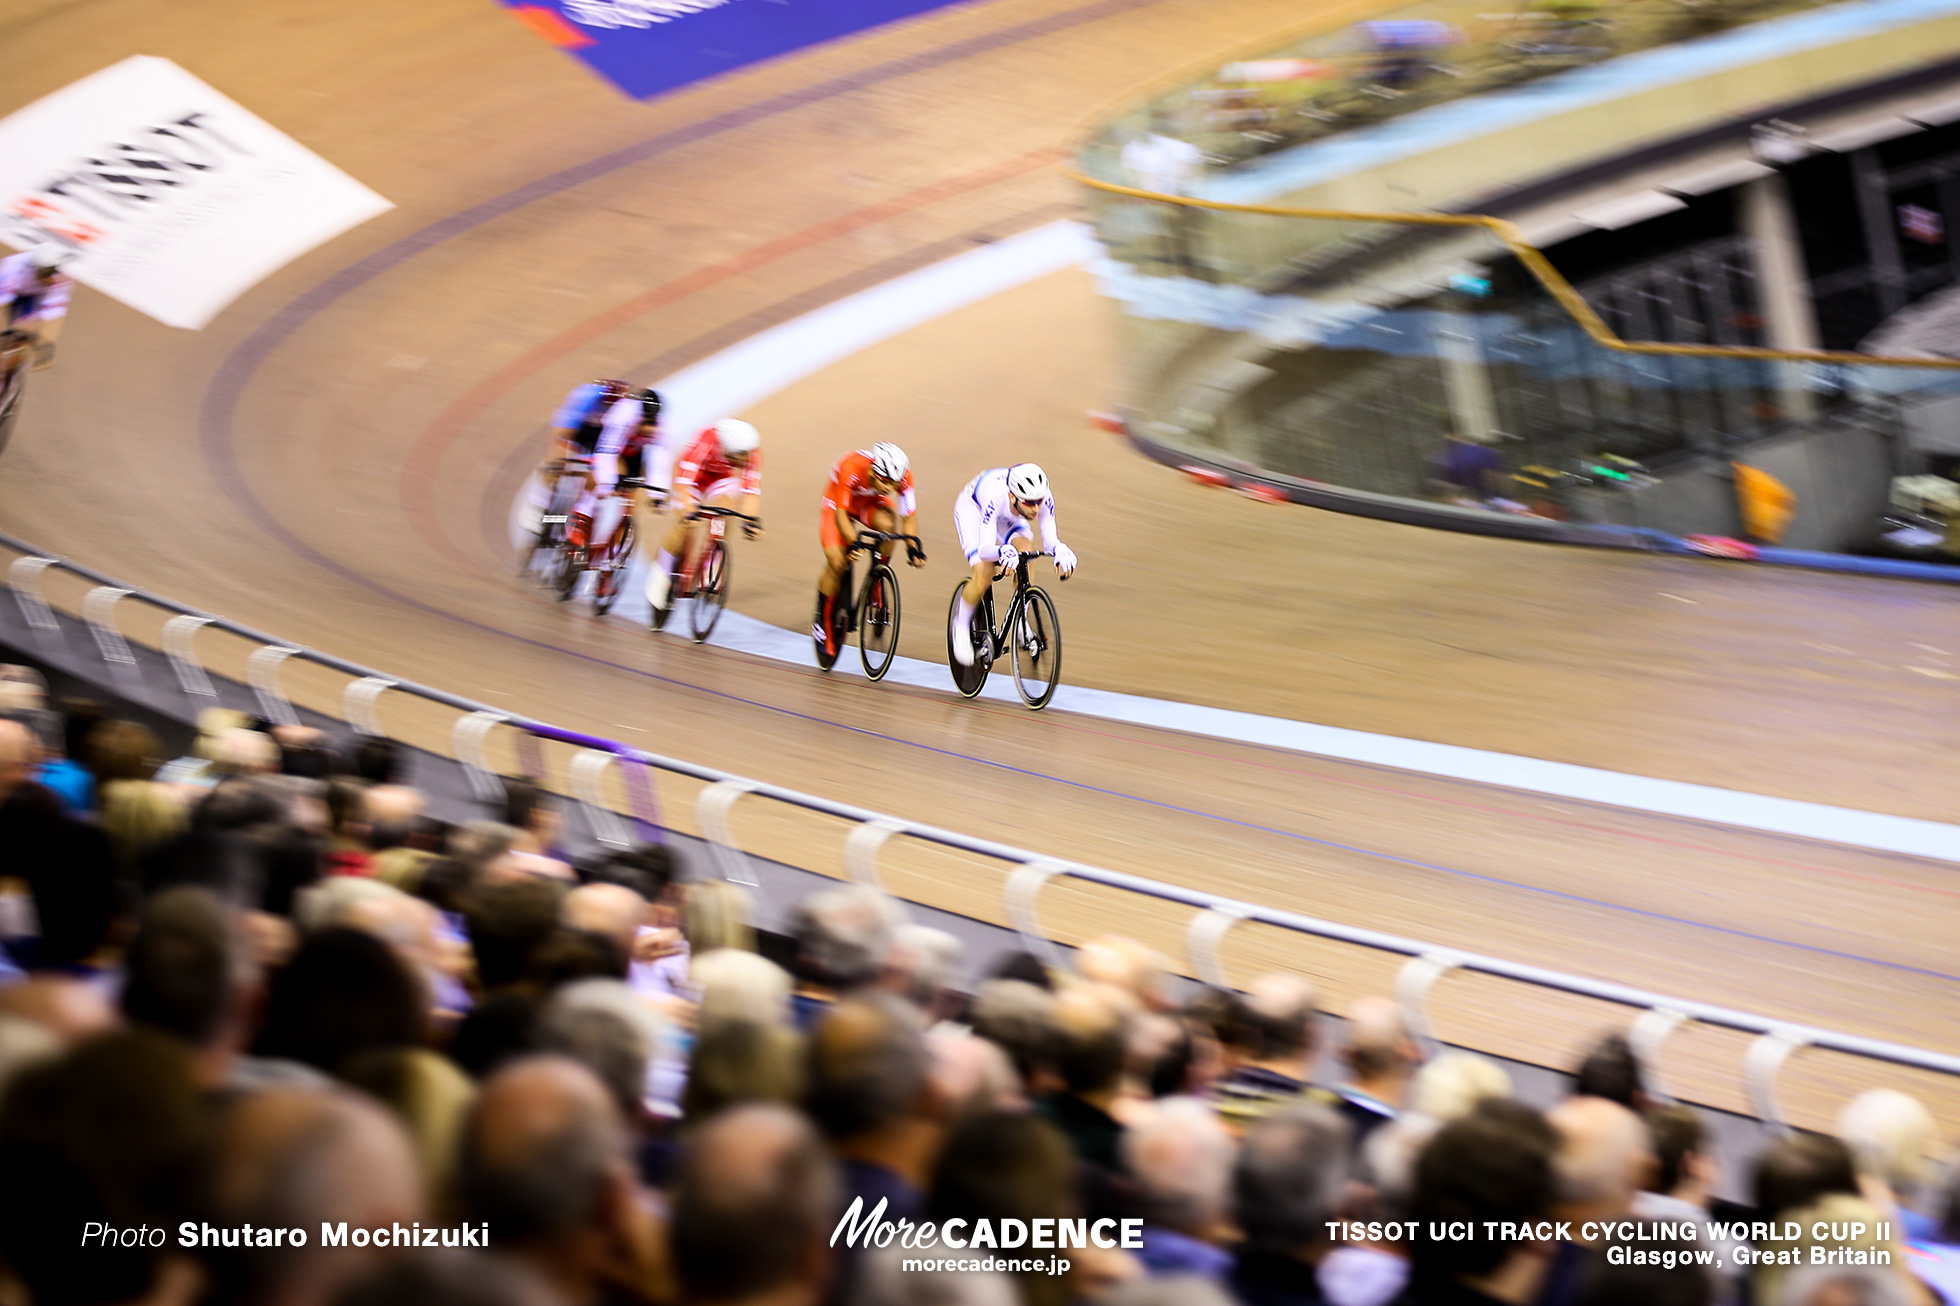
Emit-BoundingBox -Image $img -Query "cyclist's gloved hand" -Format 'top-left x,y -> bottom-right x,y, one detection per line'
906,541 -> 926,566
744,521 -> 762,540
997,543 -> 1021,571
1053,542 -> 1077,578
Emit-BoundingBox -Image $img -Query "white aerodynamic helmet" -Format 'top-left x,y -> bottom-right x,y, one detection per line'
869,442 -> 908,483
1007,463 -> 1049,503
714,419 -> 760,455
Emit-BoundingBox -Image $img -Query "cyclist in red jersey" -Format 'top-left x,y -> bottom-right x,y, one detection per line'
815,442 -> 921,656
645,419 -> 763,623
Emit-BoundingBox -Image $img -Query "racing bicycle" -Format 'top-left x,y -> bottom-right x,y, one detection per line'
650,504 -> 760,643
814,529 -> 924,681
520,456 -> 585,583
553,477 -> 641,615
947,550 -> 1063,709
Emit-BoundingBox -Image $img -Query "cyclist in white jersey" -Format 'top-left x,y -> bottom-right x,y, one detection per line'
950,463 -> 1076,666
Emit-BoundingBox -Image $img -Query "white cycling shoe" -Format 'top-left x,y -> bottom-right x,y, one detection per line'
951,610 -> 975,667
644,566 -> 671,611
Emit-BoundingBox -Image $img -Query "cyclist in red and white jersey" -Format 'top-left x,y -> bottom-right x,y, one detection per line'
645,419 -> 763,622
569,388 -> 661,550
950,463 -> 1075,666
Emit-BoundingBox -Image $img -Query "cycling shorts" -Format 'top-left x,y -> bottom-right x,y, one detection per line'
685,476 -> 744,503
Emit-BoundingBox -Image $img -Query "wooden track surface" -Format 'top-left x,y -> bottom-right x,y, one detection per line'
3,0 -> 1956,1130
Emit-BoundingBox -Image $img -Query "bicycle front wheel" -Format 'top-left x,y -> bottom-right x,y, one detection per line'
1010,587 -> 1062,709
690,541 -> 729,643
592,519 -> 634,616
858,564 -> 901,681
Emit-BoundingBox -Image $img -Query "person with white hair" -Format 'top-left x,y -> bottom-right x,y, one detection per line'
1122,1096 -> 1238,1279
880,924 -> 965,1021
693,947 -> 793,1030
1838,1089 -> 1943,1239
1408,1051 -> 1511,1122
536,978 -> 667,1121
786,885 -> 906,1029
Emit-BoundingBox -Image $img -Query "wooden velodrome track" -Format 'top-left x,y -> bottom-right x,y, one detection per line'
4,0 -> 1959,1131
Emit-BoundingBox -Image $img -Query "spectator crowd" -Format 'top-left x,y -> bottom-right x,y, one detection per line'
1,670 -> 1958,1306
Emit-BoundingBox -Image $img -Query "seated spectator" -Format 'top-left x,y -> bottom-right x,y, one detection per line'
203,1085 -> 428,1306
1400,1100 -> 1560,1305
1122,1096 -> 1238,1279
353,735 -> 406,784
1634,1105 -> 1740,1302
1337,998 -> 1421,1148
95,720 -> 188,882
1838,1089 -> 1942,1239
1212,975 -> 1332,1131
1572,1035 -> 1648,1112
1408,1053 -> 1510,1123
34,696 -> 104,812
685,880 -> 757,955
683,1019 -> 806,1122
880,924 -> 965,1022
1229,1104 -> 1351,1306
808,991 -> 941,1224
0,1030 -> 209,1306
968,978 -> 1061,1098
1755,1133 -> 1862,1228
273,723 -> 337,781
988,948 -> 1055,990
786,885 -> 904,1029
121,886 -> 286,1089
330,1250 -> 557,1306
1549,1096 -> 1652,1231
1077,935 -> 1175,1013
694,947 -> 794,1028
672,1103 -> 837,1306
1136,1009 -> 1224,1102
252,926 -> 427,1078
1757,1195 -> 1912,1306
536,977 -> 666,1123
501,777 -> 568,859
565,881 -> 675,999
465,876 -> 567,994
338,1046 -> 477,1206
1573,1237 -> 1711,1306
1036,982 -> 1132,1174
460,1056 -> 667,1306
361,785 -> 436,890
929,1111 -> 1103,1306
526,926 -> 629,988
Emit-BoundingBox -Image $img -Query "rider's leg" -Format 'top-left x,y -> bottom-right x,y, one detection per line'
951,557 -> 992,667
868,505 -> 898,561
647,493 -> 698,611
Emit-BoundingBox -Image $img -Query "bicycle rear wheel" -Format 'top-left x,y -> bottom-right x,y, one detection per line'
946,582 -> 989,698
1010,587 -> 1062,709
858,564 -> 901,681
689,540 -> 729,643
555,548 -> 583,602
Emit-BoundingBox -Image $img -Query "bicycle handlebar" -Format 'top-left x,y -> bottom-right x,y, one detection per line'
689,506 -> 761,525
850,529 -> 925,561
995,550 -> 1067,581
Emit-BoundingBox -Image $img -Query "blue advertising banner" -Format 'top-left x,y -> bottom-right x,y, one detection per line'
502,0 -> 974,100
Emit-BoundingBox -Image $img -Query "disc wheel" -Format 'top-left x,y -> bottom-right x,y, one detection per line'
592,519 -> 634,616
858,564 -> 901,681
1010,587 -> 1062,709
689,541 -> 729,643
946,581 -> 989,698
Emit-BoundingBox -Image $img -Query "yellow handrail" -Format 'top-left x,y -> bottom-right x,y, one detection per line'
1070,171 -> 1960,371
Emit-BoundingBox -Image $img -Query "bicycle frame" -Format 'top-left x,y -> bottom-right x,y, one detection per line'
839,529 -> 921,626
674,504 -> 760,599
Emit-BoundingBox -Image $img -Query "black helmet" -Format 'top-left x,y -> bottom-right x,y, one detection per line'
638,388 -> 662,424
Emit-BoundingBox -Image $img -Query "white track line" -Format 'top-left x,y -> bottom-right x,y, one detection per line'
511,221 -> 1960,864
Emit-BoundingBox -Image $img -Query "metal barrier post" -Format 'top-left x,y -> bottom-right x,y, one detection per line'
1396,951 -> 1466,1060
81,587 -> 135,664
1628,1007 -> 1691,1104
452,711 -> 508,803
696,779 -> 760,885
1745,1027 -> 1814,1136
245,646 -> 303,727
161,615 -> 217,697
1185,901 -> 1256,989
8,556 -> 58,631
342,677 -> 395,736
569,749 -> 630,849
1004,859 -> 1070,970
843,818 -> 907,890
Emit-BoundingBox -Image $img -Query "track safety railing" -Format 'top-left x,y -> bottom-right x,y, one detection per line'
4,526 -> 1958,1128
